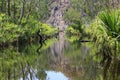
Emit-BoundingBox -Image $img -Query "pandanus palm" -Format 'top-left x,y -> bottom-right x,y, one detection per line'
98,10 -> 120,41
93,10 -> 120,59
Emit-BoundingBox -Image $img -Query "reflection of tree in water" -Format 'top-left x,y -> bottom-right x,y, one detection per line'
19,61 -> 47,80
50,32 -> 69,65
98,58 -> 120,80
97,45 -> 120,80
111,59 -> 120,80
36,30 -> 46,54
35,30 -> 48,79
49,32 -> 84,79
100,58 -> 120,80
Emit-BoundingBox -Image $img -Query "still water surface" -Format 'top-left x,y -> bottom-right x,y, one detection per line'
0,33 -> 120,80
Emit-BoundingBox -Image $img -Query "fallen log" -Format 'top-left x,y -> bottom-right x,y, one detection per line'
79,40 -> 92,42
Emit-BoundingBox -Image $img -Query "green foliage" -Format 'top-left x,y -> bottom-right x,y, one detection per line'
90,18 -> 108,43
98,10 -> 120,40
35,0 -> 50,20
64,8 -> 83,34
66,36 -> 79,43
0,37 -> 57,80
40,24 -> 58,36
0,14 -> 57,44
90,9 -> 120,42
66,26 -> 79,35
64,7 -> 84,35
23,38 -> 56,54
0,0 -> 53,44
0,14 -> 23,43
66,19 -> 85,36
70,19 -> 83,33
64,7 -> 81,22
67,0 -> 120,23
0,0 -> 50,22
89,9 -> 120,61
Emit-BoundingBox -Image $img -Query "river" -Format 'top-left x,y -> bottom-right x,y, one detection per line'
0,32 -> 120,80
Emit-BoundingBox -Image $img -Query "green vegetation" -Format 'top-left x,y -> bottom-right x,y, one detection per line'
98,10 -> 120,40
89,9 -> 120,56
64,1 -> 120,79
86,9 -> 120,80
65,0 -> 120,36
0,0 -> 57,45
0,13 -> 57,44
69,0 -> 119,22
0,38 -> 56,79
66,26 -> 79,35
64,7 -> 82,35
64,0 -> 120,60
1,0 -> 120,80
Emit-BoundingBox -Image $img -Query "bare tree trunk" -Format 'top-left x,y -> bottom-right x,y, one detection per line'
8,0 -> 11,16
19,0 -> 26,23
13,0 -> 16,20
25,1 -> 32,22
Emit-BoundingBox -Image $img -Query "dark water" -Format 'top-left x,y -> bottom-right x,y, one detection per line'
0,32 -> 120,80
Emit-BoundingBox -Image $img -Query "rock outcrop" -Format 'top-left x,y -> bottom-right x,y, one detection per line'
46,0 -> 70,31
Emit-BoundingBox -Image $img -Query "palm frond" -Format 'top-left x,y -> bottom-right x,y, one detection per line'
98,9 -> 120,38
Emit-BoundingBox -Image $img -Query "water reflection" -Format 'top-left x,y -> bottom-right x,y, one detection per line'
0,34 -> 120,80
19,70 -> 69,80
46,71 -> 69,80
19,69 -> 39,80
50,32 -> 69,66
100,58 -> 120,80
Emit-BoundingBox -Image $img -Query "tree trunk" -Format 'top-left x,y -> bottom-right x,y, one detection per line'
8,0 -> 11,16
25,1 -> 32,22
13,0 -> 16,20
0,0 -> 3,12
19,0 -> 26,23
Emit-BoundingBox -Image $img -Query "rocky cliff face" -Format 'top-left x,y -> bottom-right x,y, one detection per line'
46,0 -> 70,31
